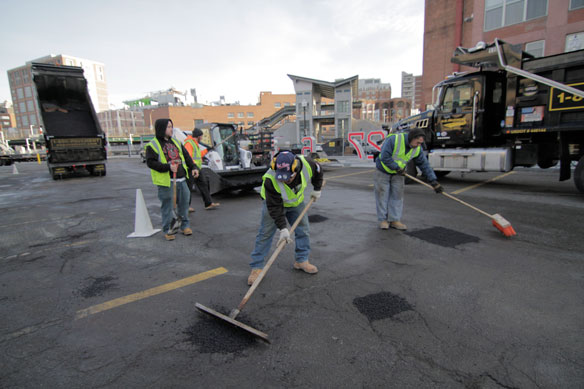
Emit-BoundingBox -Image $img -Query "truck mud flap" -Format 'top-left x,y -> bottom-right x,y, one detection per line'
203,167 -> 267,195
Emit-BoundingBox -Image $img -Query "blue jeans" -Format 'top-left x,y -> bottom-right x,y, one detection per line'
374,169 -> 404,222
250,202 -> 310,269
157,180 -> 191,233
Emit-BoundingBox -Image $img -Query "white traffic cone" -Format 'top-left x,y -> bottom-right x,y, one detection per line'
12,164 -> 18,174
127,189 -> 161,238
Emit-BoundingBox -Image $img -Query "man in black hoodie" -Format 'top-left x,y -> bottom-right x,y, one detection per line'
145,118 -> 199,241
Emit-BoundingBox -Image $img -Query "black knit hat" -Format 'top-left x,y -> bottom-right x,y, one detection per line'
192,128 -> 203,137
407,128 -> 426,141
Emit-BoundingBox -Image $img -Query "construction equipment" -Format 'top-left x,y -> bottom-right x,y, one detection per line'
394,39 -> 584,193
196,184 -> 322,342
194,123 -> 268,195
406,173 -> 516,237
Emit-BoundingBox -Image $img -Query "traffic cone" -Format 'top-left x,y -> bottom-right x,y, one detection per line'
127,189 -> 161,238
12,164 -> 18,174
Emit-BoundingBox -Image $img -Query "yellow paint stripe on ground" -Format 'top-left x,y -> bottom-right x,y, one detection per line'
451,171 -> 516,195
327,169 -> 375,180
75,267 -> 228,320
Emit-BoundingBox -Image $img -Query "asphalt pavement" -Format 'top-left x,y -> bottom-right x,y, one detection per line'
0,158 -> 583,388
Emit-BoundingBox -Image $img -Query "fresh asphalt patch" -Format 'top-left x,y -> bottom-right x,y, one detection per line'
405,226 -> 480,248
184,307 -> 266,354
308,214 -> 328,223
353,291 -> 414,322
77,275 -> 118,298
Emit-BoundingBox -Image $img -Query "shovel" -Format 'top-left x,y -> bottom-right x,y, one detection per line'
196,182 -> 325,342
169,163 -> 181,234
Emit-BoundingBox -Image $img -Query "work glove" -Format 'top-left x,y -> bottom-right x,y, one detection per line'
311,190 -> 321,202
277,228 -> 292,246
430,181 -> 444,194
396,167 -> 406,176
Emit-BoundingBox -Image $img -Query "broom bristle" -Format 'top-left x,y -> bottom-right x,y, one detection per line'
491,214 -> 516,237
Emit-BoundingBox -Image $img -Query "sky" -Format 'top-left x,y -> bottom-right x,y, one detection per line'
0,0 -> 425,108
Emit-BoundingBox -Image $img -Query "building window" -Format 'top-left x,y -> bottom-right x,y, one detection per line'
27,100 -> 34,112
237,112 -> 244,118
565,32 -> 584,52
227,112 -> 234,118
247,121 -> 254,125
17,88 -> 24,99
274,102 -> 281,108
337,100 -> 350,113
22,115 -> 29,127
247,112 -> 254,118
29,114 -> 37,126
525,40 -> 545,57
484,0 -> 547,31
284,102 -> 290,106
570,0 -> 584,10
19,102 -> 26,113
24,86 -> 32,98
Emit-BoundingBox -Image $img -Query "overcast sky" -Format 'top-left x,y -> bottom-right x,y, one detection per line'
0,0 -> 425,108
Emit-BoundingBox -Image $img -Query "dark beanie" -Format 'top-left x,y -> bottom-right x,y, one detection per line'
154,118 -> 173,140
192,128 -> 203,137
408,128 -> 426,141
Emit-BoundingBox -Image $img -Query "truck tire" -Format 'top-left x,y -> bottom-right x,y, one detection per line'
574,156 -> 584,194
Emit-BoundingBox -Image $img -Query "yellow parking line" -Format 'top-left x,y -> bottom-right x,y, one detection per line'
75,267 -> 228,320
451,171 -> 516,195
327,169 -> 375,180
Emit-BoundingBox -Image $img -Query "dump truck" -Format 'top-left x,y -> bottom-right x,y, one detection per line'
31,63 -> 107,179
174,123 -> 268,194
394,39 -> 584,193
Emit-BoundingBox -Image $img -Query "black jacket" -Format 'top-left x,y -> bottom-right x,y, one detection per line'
264,156 -> 323,230
146,118 -> 198,180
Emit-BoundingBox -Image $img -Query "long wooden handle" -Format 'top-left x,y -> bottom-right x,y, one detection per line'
405,173 -> 493,219
230,181 -> 325,318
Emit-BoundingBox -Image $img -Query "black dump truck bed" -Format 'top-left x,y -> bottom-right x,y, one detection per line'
31,63 -> 107,179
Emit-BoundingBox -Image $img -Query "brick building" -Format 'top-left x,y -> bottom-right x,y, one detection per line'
401,72 -> 423,112
388,98 -> 412,124
422,0 -> 584,109
356,78 -> 392,122
143,91 -> 295,132
0,101 -> 15,133
97,109 -> 147,137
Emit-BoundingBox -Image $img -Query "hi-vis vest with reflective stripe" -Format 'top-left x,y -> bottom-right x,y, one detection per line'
260,155 -> 313,207
184,137 -> 202,168
145,138 -> 189,187
380,132 -> 421,174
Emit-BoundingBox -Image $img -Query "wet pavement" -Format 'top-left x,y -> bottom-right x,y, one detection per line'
1,158 -> 583,387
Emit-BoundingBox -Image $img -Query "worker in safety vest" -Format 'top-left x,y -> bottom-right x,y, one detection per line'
145,118 -> 199,241
248,151 -> 324,285
183,128 -> 220,211
374,128 -> 443,231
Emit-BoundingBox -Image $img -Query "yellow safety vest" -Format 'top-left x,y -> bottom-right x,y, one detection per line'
184,138 -> 202,168
380,133 -> 421,174
260,155 -> 313,207
145,138 -> 189,187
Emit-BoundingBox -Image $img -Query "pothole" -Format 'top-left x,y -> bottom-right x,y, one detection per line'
353,291 -> 413,322
405,226 -> 480,248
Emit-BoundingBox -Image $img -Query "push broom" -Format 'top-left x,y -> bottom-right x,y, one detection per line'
405,173 -> 516,237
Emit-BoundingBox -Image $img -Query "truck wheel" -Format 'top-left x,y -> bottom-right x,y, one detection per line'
574,156 -> 584,194
404,160 -> 417,185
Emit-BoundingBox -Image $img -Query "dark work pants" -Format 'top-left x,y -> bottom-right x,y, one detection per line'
188,170 -> 213,207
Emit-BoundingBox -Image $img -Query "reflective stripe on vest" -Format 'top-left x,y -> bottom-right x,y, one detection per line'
380,133 -> 421,174
260,155 -> 313,207
184,138 -> 202,168
146,138 -> 189,187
